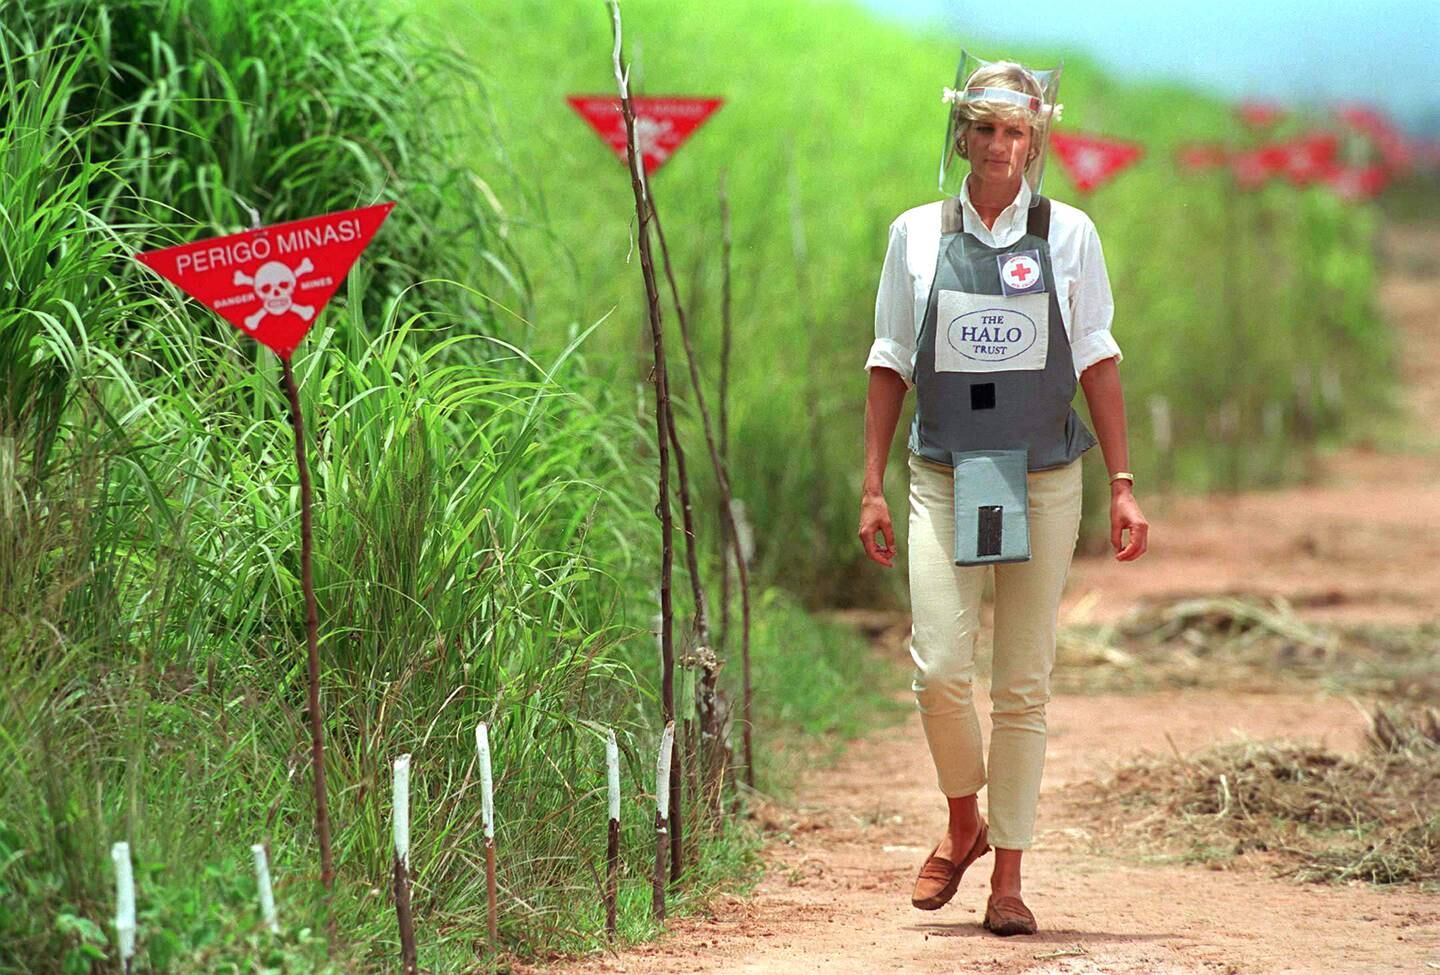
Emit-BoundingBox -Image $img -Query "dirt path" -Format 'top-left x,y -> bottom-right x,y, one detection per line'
1061,222 -> 1440,629
544,223 -> 1440,974
549,687 -> 1435,975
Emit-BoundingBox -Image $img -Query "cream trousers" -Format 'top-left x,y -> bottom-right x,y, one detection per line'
906,450 -> 1084,850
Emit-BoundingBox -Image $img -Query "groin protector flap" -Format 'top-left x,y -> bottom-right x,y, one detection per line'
951,448 -> 1032,565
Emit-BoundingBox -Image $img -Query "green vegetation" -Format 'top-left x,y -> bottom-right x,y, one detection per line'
0,0 -> 899,971
424,0 -> 1400,602
0,0 -> 1415,969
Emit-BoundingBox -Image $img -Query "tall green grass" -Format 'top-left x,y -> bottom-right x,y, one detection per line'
0,26 -> 133,473
0,3 -> 902,971
23,0 -> 532,339
0,0 -> 1413,968
418,0 -> 1404,604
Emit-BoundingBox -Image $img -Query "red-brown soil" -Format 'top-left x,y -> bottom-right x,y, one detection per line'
542,224 -> 1440,974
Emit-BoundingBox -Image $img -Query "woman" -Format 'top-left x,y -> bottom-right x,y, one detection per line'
858,58 -> 1149,937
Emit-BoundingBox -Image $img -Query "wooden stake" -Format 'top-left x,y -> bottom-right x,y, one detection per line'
280,359 -> 334,941
712,171 -> 735,815
607,0 -> 677,769
786,148 -> 828,580
111,842 -> 135,974
607,0 -> 686,879
1220,174 -> 1244,491
659,360 -> 706,881
392,754 -> 417,975
649,175 -> 755,793
251,843 -> 279,934
475,722 -> 498,946
652,721 -> 675,922
605,728 -> 621,940
1148,394 -> 1173,488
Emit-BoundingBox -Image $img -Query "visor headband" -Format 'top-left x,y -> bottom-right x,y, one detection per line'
941,85 -> 1062,122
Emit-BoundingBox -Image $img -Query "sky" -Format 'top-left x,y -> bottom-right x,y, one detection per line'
861,0 -> 1439,134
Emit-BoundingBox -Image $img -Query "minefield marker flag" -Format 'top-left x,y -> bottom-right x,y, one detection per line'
1278,131 -> 1341,186
1048,131 -> 1145,193
1175,142 -> 1230,172
1236,100 -> 1287,129
1230,144 -> 1292,190
135,202 -> 395,359
567,95 -> 723,174
1336,104 -> 1414,174
1322,164 -> 1389,202
132,201 -> 393,916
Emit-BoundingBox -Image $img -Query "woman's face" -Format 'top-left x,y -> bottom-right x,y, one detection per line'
965,116 -> 1032,185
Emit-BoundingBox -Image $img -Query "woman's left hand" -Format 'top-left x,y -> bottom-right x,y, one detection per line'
1110,489 -> 1149,561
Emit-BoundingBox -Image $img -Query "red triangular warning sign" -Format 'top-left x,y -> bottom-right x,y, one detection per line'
1175,141 -> 1230,173
1236,101 -> 1287,130
135,202 -> 394,359
1229,144 -> 1291,190
1277,131 -> 1341,186
566,95 -> 723,174
1049,132 -> 1145,193
1336,104 -> 1414,173
1320,163 -> 1389,202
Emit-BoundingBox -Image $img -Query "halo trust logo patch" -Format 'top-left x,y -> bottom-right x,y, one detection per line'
997,249 -> 1045,296
935,290 -> 1049,373
946,307 -> 1040,363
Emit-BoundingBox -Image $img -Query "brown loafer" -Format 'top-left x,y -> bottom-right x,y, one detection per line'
982,892 -> 1037,936
910,819 -> 990,910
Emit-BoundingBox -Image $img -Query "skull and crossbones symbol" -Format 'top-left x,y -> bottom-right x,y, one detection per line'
233,258 -> 316,331
629,116 -> 675,165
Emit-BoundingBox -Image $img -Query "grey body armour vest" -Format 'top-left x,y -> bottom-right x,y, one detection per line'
908,195 -> 1098,472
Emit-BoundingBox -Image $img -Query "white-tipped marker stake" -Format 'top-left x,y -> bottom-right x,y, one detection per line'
251,843 -> 279,934
392,754 -> 417,975
475,723 -> 494,840
394,754 -> 411,868
656,721 -> 675,821
606,729 -> 622,824
652,720 -> 675,922
112,842 -> 136,971
475,722 -> 498,947
604,728 -> 621,939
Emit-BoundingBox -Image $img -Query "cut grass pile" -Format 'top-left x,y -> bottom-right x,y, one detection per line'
1054,596 -> 1440,699
1071,701 -> 1440,887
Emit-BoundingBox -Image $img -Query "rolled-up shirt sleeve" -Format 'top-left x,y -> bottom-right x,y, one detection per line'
865,218 -> 917,389
1067,216 -> 1123,381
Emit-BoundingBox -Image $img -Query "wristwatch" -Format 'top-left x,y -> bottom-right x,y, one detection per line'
1109,471 -> 1135,485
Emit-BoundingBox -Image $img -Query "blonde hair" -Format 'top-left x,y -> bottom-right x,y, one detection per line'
952,61 -> 1051,166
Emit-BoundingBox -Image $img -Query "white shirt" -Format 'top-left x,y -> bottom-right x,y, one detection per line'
865,177 -> 1122,388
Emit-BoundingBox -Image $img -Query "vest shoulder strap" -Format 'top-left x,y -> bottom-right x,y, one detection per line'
940,195 -> 963,235
941,193 -> 1051,238
1026,195 -> 1051,239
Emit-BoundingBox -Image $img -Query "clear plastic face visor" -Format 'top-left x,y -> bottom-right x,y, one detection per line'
939,52 -> 1063,208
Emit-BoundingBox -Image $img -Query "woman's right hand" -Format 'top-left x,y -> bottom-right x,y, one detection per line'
859,492 -> 897,568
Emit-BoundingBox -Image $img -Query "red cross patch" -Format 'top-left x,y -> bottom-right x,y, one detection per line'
997,250 -> 1045,296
